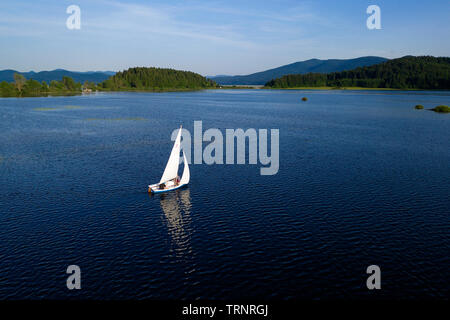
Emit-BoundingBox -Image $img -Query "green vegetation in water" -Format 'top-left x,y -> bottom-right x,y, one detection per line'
34,107 -> 57,111
64,105 -> 82,109
265,56 -> 450,90
33,105 -> 82,111
301,97 -> 308,101
431,105 -> 450,113
85,117 -> 148,121
415,104 -> 424,109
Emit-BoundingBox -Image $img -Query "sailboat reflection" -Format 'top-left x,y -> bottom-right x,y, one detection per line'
158,188 -> 193,257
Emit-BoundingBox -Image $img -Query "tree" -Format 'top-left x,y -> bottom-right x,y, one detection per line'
41,81 -> 49,91
62,76 -> 76,90
23,79 -> 42,96
0,81 -> 16,97
13,73 -> 26,93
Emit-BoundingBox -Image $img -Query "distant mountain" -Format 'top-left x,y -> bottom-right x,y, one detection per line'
0,69 -> 115,84
208,56 -> 388,85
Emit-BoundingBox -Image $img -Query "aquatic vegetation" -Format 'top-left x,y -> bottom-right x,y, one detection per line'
33,105 -> 83,111
33,107 -> 57,111
431,105 -> 450,113
415,104 -> 424,109
63,105 -> 82,109
85,117 -> 147,121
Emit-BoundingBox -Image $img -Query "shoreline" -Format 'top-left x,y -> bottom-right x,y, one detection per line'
1,87 -> 449,98
262,86 -> 423,91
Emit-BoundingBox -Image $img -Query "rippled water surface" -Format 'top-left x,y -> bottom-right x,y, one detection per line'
0,90 -> 449,299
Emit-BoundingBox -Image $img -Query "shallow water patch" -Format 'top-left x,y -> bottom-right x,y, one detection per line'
33,105 -> 83,111
85,117 -> 148,121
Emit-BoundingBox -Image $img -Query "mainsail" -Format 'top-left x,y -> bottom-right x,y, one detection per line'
159,127 -> 182,183
180,151 -> 190,185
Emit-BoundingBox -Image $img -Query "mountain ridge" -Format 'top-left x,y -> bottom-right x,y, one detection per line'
208,56 -> 388,85
0,69 -> 115,84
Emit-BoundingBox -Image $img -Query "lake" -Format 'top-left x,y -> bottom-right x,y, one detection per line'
0,89 -> 449,299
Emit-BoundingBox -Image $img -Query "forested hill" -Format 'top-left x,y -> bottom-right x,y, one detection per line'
100,67 -> 217,90
265,56 -> 450,89
209,56 -> 387,85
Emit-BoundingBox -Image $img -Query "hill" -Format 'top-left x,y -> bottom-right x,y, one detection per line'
208,56 -> 388,85
265,56 -> 450,89
100,67 -> 217,90
0,69 -> 114,84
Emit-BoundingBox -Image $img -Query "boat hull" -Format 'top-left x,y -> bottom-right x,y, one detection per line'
149,183 -> 188,194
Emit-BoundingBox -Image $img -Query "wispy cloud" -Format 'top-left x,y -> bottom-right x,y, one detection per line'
82,0 -> 257,48
1,0 -> 447,74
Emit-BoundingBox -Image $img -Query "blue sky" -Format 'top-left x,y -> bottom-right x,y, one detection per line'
0,0 -> 449,75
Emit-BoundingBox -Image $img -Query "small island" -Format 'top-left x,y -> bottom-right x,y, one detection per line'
99,67 -> 217,92
431,105 -> 450,113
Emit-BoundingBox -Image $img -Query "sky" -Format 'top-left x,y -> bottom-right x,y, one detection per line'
0,0 -> 449,75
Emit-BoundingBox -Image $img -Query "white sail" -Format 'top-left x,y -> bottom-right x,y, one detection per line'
180,151 -> 190,185
159,127 -> 182,183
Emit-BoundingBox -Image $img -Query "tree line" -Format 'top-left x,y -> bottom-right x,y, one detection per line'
265,56 -> 450,89
0,73 -> 84,97
0,67 -> 217,97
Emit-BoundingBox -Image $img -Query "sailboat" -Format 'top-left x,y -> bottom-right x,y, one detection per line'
148,125 -> 190,193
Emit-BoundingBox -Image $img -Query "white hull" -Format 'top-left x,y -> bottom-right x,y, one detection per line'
148,182 -> 187,193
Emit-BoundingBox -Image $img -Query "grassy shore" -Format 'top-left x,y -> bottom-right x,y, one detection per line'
98,87 -> 211,93
2,86 -> 445,98
262,86 -> 410,90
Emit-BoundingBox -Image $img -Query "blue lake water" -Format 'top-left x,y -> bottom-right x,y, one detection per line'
0,90 -> 449,299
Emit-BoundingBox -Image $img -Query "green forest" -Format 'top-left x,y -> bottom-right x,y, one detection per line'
99,67 -> 217,91
0,74 -> 83,97
265,56 -> 450,89
0,67 -> 217,97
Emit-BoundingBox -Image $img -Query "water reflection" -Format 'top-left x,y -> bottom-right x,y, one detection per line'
158,188 -> 193,258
